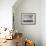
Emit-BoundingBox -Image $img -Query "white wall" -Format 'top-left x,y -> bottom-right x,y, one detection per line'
41,0 -> 46,46
0,0 -> 16,30
13,0 -> 41,46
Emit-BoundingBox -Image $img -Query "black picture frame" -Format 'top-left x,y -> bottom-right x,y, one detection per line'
21,13 -> 36,25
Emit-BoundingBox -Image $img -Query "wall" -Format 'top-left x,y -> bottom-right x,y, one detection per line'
41,0 -> 46,46
0,0 -> 16,30
13,0 -> 41,46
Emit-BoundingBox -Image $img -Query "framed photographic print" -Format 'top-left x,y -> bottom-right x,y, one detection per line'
21,13 -> 36,25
